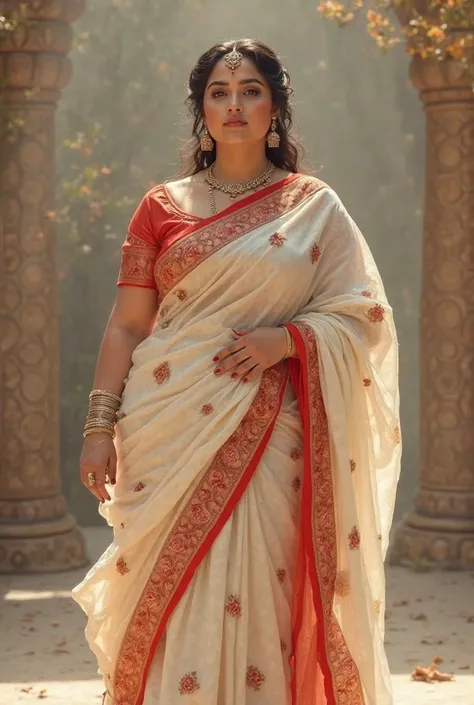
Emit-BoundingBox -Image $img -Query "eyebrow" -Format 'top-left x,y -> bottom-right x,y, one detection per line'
207,78 -> 265,90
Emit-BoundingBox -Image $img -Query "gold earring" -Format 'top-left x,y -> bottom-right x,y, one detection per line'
267,116 -> 280,148
200,125 -> 214,152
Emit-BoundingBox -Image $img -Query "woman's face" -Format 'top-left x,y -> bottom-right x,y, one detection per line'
203,55 -> 275,147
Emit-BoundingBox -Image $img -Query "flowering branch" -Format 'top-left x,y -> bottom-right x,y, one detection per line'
0,4 -> 27,41
317,0 -> 474,68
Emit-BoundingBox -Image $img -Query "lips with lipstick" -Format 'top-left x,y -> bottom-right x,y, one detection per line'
224,118 -> 248,127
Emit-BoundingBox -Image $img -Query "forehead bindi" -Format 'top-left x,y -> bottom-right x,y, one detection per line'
206,56 -> 267,89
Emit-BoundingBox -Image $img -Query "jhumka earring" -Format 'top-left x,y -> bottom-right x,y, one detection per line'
224,46 -> 243,75
267,116 -> 280,148
200,124 -> 214,152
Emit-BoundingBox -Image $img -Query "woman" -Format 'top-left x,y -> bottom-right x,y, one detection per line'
73,38 -> 401,705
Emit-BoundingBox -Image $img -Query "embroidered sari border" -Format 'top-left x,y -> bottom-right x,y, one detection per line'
162,172 -> 300,228
112,363 -> 289,705
154,176 -> 327,303
287,322 -> 365,705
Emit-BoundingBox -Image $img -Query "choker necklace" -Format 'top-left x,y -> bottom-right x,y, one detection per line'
205,161 -> 276,215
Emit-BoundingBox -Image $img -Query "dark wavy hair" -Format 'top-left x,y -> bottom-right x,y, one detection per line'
178,38 -> 304,176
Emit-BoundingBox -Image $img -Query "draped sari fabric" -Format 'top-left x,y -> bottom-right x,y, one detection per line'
72,174 -> 401,705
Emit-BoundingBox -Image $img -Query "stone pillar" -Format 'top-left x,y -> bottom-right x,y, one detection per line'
0,0 -> 88,572
390,51 -> 474,569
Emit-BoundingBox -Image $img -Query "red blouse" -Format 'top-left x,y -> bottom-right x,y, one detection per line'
117,185 -> 200,290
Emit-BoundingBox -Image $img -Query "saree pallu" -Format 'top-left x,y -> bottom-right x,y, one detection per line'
72,174 -> 401,705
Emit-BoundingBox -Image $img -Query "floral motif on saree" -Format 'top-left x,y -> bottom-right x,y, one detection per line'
178,671 -> 200,695
225,594 -> 242,618
366,303 -> 385,323
310,243 -> 321,263
246,665 -> 266,691
269,232 -> 286,247
152,362 -> 169,384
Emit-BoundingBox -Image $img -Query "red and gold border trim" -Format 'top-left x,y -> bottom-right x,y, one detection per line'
287,322 -> 365,705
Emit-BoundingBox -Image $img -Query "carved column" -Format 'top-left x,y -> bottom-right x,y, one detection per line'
0,0 -> 87,572
390,49 -> 474,568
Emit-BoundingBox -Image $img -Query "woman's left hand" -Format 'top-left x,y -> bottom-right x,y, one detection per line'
212,327 -> 288,382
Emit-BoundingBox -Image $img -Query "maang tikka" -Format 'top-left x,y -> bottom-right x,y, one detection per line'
224,46 -> 243,75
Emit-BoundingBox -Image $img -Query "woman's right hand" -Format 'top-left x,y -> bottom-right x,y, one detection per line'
80,433 -> 117,503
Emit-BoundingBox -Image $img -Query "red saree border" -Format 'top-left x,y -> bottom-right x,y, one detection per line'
287,323 -> 365,705
112,363 -> 290,705
154,175 -> 327,302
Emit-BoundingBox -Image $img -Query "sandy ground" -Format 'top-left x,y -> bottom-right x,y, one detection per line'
1,527 -> 473,705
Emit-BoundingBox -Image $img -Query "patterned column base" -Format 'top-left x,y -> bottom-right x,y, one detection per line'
0,515 -> 88,573
389,515 -> 474,571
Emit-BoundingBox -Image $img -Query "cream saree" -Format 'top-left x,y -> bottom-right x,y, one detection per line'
72,174 -> 401,705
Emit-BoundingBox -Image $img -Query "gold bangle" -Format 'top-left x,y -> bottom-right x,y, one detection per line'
84,425 -> 116,435
278,324 -> 293,360
86,408 -> 118,418
83,426 -> 115,439
89,389 -> 122,403
84,419 -> 117,430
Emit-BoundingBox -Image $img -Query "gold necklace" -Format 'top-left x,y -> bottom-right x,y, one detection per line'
205,161 -> 275,215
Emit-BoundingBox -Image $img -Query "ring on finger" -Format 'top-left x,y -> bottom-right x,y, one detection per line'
87,472 -> 97,486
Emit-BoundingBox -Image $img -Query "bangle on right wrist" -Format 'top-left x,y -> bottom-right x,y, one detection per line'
278,324 -> 293,360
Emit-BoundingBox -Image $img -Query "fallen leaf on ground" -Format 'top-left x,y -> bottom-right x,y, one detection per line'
467,616 -> 474,623
38,689 -> 48,699
411,664 -> 454,682
421,638 -> 434,645
411,613 -> 428,621
20,686 -> 33,693
433,656 -> 443,665
24,651 -> 35,656
50,620 -> 60,627
393,600 -> 410,607
459,664 -> 470,670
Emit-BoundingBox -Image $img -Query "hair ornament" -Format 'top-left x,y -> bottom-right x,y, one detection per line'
224,46 -> 243,74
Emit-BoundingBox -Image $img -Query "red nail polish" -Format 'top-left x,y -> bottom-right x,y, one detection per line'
212,356 -> 219,362
214,368 -> 221,374
231,372 -> 238,379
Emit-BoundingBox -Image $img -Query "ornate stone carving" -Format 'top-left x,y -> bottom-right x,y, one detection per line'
390,27 -> 474,569
0,0 -> 87,573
